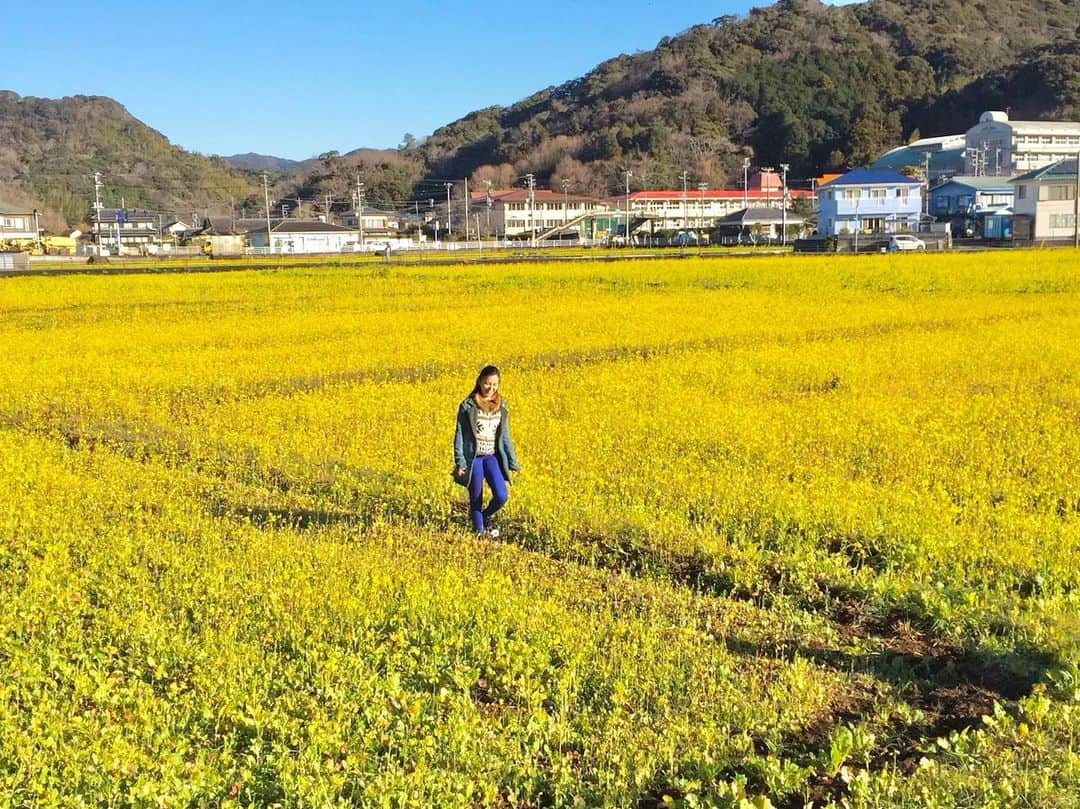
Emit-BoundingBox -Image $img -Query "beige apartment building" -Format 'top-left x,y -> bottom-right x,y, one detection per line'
472,189 -> 610,237
610,187 -> 813,233
1010,158 -> 1079,241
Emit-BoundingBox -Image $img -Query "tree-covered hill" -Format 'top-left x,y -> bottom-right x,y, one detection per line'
271,147 -> 425,215
0,92 -> 257,230
412,0 -> 1080,195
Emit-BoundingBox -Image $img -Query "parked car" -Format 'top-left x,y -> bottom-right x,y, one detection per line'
888,234 -> 926,252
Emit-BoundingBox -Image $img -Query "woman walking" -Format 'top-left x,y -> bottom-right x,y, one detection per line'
453,365 -> 520,537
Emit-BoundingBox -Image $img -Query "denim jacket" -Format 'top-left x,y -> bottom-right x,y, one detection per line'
452,397 -> 520,487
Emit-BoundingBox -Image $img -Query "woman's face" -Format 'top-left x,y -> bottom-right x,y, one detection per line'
479,374 -> 500,398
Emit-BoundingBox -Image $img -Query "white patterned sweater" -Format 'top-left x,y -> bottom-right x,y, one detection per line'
471,406 -> 502,456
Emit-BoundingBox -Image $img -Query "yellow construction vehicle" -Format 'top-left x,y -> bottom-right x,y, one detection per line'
0,235 -> 78,255
0,230 -> 79,256
40,235 -> 77,255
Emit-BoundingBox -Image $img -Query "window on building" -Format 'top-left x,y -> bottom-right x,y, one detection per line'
1045,184 -> 1076,202
869,188 -> 887,199
1016,185 -> 1027,200
1049,214 -> 1076,229
843,189 -> 860,200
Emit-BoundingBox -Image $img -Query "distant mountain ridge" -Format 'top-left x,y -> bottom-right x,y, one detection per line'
221,153 -> 308,172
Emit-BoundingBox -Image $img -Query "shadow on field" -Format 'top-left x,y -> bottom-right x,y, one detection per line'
713,628 -> 1053,809
229,504 -> 370,531
470,515 -> 1058,808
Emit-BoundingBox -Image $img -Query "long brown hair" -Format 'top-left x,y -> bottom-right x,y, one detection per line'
470,365 -> 502,412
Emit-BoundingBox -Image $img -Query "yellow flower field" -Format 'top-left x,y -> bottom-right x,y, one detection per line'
0,251 -> 1078,807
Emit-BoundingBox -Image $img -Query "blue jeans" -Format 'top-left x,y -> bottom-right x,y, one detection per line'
469,454 -> 507,532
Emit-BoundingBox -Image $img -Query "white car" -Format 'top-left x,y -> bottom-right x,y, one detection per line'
888,234 -> 926,252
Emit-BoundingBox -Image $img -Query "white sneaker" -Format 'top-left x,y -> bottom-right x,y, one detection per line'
487,527 -> 501,539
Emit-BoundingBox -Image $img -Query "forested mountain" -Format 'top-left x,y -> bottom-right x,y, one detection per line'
412,0 -> 1080,195
0,92 -> 257,230
270,148 -> 425,214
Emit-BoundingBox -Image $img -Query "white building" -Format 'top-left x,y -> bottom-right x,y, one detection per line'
162,220 -> 191,240
1009,158 -> 1078,241
247,220 -> 359,253
965,111 -> 1080,175
337,209 -> 400,245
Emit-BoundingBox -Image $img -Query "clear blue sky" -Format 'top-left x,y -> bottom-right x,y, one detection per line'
4,1 -> 855,160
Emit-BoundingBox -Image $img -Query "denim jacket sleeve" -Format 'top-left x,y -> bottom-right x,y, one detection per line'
453,403 -> 468,469
499,405 -> 521,472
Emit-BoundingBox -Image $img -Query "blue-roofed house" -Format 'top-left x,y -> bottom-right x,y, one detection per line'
928,175 -> 1016,237
817,169 -> 924,236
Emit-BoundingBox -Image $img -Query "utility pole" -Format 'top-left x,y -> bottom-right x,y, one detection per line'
356,176 -> 366,247
445,182 -> 453,238
562,178 -> 571,228
697,183 -> 707,234
780,163 -> 790,246
854,196 -> 861,254
325,193 -> 333,224
624,169 -> 633,247
485,180 -> 493,237
464,178 -> 470,241
93,171 -> 104,255
262,172 -> 272,255
924,152 -> 932,224
679,170 -> 689,232
1074,152 -> 1079,249
525,174 -> 536,247
742,158 -> 750,211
